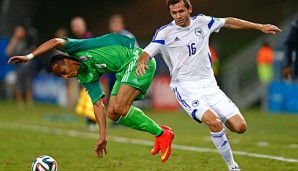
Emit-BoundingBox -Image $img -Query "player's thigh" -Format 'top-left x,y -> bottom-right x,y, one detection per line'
110,81 -> 142,116
208,89 -> 241,124
116,84 -> 141,108
171,86 -> 209,123
110,78 -> 141,107
113,58 -> 156,101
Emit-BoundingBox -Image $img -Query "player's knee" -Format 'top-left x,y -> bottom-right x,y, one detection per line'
114,102 -> 129,116
202,111 -> 223,132
235,122 -> 247,134
107,110 -> 119,122
207,119 -> 223,132
107,109 -> 119,122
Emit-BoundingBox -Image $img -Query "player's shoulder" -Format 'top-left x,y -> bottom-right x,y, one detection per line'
191,13 -> 224,27
191,13 -> 212,22
156,21 -> 175,32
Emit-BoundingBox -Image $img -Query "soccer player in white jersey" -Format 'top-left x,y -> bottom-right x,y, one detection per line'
135,0 -> 282,170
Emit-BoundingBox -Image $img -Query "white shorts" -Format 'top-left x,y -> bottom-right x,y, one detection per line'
170,82 -> 241,124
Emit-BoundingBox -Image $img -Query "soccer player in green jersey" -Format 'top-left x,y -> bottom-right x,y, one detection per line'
8,33 -> 174,163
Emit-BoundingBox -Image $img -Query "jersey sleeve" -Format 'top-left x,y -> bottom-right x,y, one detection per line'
206,16 -> 225,33
210,17 -> 225,33
144,42 -> 161,58
58,38 -> 89,54
143,28 -> 164,57
58,33 -> 135,54
80,80 -> 105,104
195,14 -> 225,33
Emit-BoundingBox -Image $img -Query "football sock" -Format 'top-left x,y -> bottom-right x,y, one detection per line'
117,105 -> 163,136
211,128 -> 236,166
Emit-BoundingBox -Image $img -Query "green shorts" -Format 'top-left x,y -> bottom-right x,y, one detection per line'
111,48 -> 156,100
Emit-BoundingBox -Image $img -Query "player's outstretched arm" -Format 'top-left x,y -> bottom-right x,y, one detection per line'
93,99 -> 108,158
224,17 -> 282,34
135,51 -> 151,77
7,38 -> 67,64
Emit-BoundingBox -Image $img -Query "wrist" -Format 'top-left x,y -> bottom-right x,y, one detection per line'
26,53 -> 34,60
258,24 -> 263,30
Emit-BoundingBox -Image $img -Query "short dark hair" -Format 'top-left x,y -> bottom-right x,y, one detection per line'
166,0 -> 191,10
49,54 -> 71,73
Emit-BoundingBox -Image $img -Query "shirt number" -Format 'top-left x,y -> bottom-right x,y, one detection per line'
187,43 -> 196,56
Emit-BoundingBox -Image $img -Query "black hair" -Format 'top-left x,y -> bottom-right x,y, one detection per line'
49,54 -> 71,73
166,0 -> 191,10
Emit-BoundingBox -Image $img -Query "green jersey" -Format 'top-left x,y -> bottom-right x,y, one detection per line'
58,33 -> 156,104
59,33 -> 136,83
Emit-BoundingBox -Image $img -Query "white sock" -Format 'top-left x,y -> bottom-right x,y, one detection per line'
211,128 -> 236,167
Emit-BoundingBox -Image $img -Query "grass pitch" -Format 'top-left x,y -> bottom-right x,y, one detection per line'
0,101 -> 298,171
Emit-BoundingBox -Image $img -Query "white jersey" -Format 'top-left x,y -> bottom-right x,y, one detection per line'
144,14 -> 225,87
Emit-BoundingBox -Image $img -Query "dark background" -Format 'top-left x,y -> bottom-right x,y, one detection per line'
1,0 -> 297,58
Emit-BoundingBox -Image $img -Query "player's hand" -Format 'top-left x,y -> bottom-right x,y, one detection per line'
7,56 -> 29,64
260,24 -> 282,34
94,137 -> 107,158
135,63 -> 150,77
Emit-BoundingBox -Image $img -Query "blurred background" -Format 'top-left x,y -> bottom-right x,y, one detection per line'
1,1 -> 298,170
0,0 -> 298,113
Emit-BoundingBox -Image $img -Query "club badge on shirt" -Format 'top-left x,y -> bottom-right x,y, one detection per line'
79,56 -> 88,62
195,28 -> 204,38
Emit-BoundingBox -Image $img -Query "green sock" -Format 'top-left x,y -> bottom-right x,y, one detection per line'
117,105 -> 163,136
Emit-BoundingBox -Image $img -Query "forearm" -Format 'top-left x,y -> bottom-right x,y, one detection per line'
138,51 -> 151,66
224,17 -> 262,30
93,100 -> 107,140
31,38 -> 63,57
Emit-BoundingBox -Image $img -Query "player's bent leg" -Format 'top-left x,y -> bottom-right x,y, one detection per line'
201,109 -> 223,132
114,85 -> 162,135
114,85 -> 140,117
106,96 -> 121,122
225,114 -> 247,134
201,109 -> 239,170
114,84 -> 174,162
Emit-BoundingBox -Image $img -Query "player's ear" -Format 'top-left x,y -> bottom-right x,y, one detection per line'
189,5 -> 192,14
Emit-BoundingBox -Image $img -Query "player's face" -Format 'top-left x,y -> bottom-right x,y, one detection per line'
51,59 -> 79,79
169,1 -> 192,27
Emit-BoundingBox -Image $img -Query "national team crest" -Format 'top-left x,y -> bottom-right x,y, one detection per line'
192,100 -> 199,107
78,56 -> 88,62
195,28 -> 204,38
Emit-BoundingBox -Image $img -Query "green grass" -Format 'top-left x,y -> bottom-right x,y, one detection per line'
0,101 -> 298,171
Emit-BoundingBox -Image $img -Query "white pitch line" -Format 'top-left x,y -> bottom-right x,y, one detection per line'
1,122 -> 298,163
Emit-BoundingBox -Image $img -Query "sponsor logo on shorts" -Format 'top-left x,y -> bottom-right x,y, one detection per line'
132,78 -> 138,83
192,100 -> 199,107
